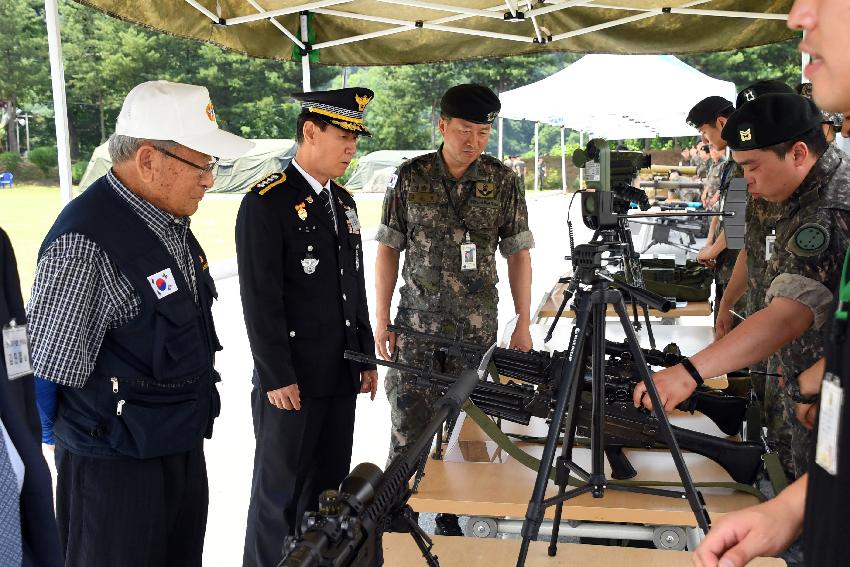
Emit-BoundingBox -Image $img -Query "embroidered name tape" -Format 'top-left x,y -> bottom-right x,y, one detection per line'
147,268 -> 179,299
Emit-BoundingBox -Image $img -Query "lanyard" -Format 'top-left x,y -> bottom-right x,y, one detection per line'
443,181 -> 473,233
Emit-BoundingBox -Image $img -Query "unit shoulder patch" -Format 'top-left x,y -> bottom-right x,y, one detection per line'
786,222 -> 830,257
250,172 -> 287,195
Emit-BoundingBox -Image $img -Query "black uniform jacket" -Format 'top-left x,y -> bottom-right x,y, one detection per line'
236,164 -> 376,398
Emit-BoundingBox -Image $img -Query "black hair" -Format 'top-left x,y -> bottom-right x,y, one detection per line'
296,111 -> 329,144
764,126 -> 829,160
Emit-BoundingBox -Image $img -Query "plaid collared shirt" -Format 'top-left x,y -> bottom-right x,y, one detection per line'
27,170 -> 198,388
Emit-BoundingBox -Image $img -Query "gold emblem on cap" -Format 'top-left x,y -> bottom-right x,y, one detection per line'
739,128 -> 752,142
205,101 -> 216,122
355,93 -> 373,112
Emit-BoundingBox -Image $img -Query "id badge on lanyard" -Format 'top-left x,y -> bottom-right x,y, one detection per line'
461,231 -> 477,271
816,372 -> 843,475
765,229 -> 776,261
3,319 -> 33,380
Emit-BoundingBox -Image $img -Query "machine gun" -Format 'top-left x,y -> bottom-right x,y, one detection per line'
344,328 -> 764,485
279,359 -> 488,567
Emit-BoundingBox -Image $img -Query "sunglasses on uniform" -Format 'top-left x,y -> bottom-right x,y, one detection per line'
153,146 -> 219,176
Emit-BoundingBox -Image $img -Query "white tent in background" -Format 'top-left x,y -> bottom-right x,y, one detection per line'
498,54 -> 737,191
346,149 -> 431,192
500,54 -> 737,139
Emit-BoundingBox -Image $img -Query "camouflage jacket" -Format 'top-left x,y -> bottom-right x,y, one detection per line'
714,159 -> 744,283
745,196 -> 783,315
704,158 -> 725,211
764,145 -> 850,383
376,148 -> 534,336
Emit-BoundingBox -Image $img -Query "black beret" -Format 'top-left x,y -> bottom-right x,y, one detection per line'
721,93 -> 822,151
291,87 -> 374,137
686,96 -> 734,128
796,82 -> 845,126
440,84 -> 500,124
736,79 -> 794,108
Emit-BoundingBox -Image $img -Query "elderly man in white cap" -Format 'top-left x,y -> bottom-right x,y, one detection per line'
27,81 -> 253,566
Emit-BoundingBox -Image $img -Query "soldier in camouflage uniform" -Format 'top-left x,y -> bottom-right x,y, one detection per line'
634,96 -> 850,487
684,96 -> 741,321
374,85 -> 534,512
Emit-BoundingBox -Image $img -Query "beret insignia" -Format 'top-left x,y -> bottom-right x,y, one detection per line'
739,129 -> 752,142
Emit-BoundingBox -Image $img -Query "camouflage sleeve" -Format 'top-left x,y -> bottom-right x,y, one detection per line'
498,170 -> 535,258
765,273 -> 833,329
375,168 -> 407,251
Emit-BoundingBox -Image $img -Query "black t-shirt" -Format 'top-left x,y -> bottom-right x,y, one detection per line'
803,294 -> 850,565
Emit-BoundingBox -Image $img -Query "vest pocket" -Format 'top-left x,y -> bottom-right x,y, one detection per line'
152,301 -> 207,380
107,377 -> 204,458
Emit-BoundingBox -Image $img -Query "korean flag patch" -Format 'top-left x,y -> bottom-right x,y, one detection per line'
147,268 -> 179,299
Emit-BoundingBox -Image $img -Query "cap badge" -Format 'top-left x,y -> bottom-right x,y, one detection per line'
686,119 -> 697,129
486,111 -> 499,122
205,101 -> 216,122
355,94 -> 373,112
743,89 -> 755,102
739,128 -> 752,142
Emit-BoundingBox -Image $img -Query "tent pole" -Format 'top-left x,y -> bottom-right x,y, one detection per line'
45,0 -> 73,204
300,12 -> 312,92
801,31 -> 808,84
560,127 -> 566,194
498,117 -> 504,161
533,121 -> 539,191
578,131 -> 584,190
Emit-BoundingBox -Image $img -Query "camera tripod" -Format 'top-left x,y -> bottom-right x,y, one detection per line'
516,242 -> 711,567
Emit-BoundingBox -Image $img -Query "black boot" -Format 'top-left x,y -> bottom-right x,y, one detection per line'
434,513 -> 463,536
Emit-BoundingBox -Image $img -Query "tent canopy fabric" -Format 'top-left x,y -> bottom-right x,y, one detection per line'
345,149 -> 431,192
71,1 -> 795,66
78,138 -> 296,193
498,54 -> 737,139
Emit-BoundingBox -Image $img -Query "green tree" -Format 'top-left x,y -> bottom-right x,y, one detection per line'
681,38 -> 803,91
0,0 -> 49,154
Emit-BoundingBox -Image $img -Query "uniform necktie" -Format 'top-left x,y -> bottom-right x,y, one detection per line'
0,428 -> 23,567
318,188 -> 337,235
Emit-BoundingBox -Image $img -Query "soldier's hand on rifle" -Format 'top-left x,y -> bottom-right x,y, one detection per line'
794,358 -> 825,431
632,365 -> 696,412
359,369 -> 379,401
697,247 -> 717,269
375,319 -> 396,360
509,323 -> 533,352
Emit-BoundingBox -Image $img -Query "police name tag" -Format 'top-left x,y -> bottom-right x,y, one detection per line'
3,321 -> 32,380
147,268 -> 179,299
815,372 -> 844,476
765,233 -> 776,261
345,208 -> 361,234
460,231 -> 477,271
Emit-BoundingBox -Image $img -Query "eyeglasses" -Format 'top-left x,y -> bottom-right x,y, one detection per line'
153,146 -> 219,176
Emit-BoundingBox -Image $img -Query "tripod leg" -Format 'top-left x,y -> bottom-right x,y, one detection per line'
610,298 -> 712,533
547,331 -> 589,556
641,303 -> 656,349
517,301 -> 592,567
589,293 -> 609,497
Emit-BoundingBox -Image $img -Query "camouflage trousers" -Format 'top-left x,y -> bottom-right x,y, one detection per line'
385,309 -> 496,468
762,358 -> 813,482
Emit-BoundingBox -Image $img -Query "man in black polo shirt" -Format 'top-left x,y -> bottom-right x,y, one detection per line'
693,1 -> 850,565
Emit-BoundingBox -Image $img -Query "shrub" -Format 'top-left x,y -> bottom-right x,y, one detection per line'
28,146 -> 58,176
0,152 -> 22,174
72,160 -> 89,185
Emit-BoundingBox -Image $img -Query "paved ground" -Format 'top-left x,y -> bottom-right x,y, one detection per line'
201,191 -> 710,565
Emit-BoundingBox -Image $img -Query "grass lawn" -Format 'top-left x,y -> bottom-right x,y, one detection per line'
0,184 -> 385,298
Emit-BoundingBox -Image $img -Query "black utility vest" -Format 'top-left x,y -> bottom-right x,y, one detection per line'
38,176 -> 221,459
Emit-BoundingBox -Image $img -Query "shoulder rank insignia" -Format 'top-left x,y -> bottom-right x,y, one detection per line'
787,222 -> 830,256
251,172 -> 286,195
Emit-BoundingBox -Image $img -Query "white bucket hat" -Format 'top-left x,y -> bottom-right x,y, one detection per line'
115,80 -> 254,159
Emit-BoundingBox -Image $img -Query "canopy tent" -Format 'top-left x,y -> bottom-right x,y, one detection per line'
78,138 -> 296,193
499,54 -> 737,139
70,1 -> 795,65
345,149 -> 431,192
45,0 -> 799,202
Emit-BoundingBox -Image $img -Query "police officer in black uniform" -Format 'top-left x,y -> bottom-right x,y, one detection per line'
237,88 -> 378,567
